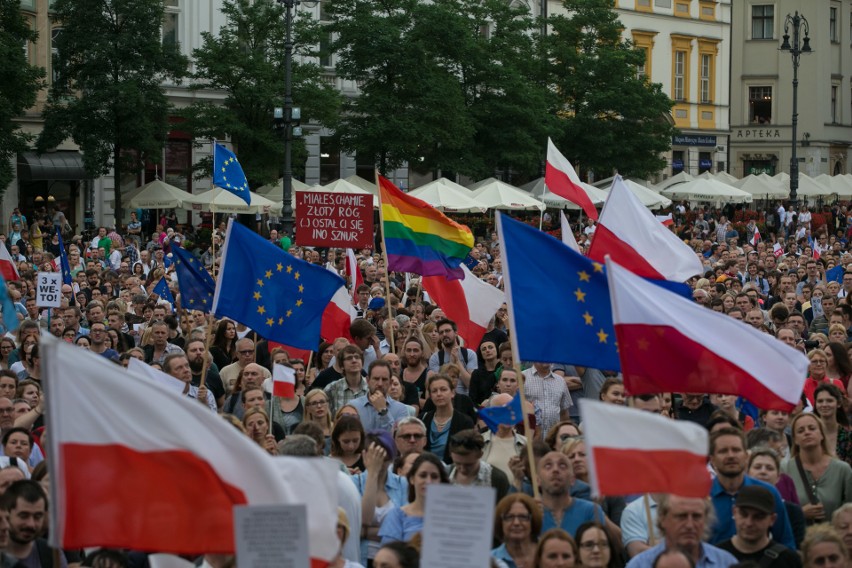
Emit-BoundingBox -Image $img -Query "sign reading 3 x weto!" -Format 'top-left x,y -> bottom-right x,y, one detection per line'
295,191 -> 373,249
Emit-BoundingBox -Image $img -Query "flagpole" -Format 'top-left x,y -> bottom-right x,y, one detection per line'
375,170 -> 395,354
494,211 -> 540,501
643,494 -> 656,546
198,197 -> 219,391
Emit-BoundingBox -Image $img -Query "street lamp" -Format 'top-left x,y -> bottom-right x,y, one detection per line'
780,11 -> 812,207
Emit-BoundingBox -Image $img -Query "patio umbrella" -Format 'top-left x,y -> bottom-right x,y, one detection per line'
408,178 -> 484,212
180,187 -> 278,214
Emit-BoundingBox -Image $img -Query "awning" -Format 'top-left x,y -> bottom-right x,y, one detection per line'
17,151 -> 87,181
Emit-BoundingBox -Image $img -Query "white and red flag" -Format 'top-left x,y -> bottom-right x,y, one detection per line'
589,176 -> 702,282
606,258 -> 809,411
582,400 -> 711,497
271,363 -> 296,398
546,138 -> 599,220
0,246 -> 19,281
321,283 -> 356,342
749,227 -> 761,246
44,336 -> 339,563
773,243 -> 784,258
655,214 -> 674,227
345,248 -> 363,303
560,211 -> 580,252
423,264 -> 505,348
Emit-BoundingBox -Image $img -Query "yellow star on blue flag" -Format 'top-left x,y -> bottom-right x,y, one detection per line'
478,393 -> 524,433
212,220 -> 345,350
171,247 -> 216,313
213,143 -> 251,205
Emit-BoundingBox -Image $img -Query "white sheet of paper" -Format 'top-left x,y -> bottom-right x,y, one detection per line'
421,484 -> 495,568
234,505 -> 309,568
128,357 -> 186,395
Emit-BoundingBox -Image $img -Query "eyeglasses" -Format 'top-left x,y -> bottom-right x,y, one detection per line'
306,400 -> 328,408
579,541 -> 609,551
810,360 -> 827,366
501,514 -> 531,523
238,350 -> 255,356
397,433 -> 425,441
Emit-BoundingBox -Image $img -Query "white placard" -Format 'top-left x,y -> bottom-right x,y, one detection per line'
36,272 -> 62,308
234,505 -> 310,568
421,484 -> 495,568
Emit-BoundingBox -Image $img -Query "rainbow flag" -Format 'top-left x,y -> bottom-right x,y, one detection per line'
378,175 -> 474,279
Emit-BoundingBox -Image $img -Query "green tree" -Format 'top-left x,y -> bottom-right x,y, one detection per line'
548,0 -> 676,180
182,0 -> 340,186
326,0 -> 473,175
37,0 -> 187,227
0,0 -> 45,196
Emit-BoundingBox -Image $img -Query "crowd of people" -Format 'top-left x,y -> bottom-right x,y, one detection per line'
0,198 -> 849,568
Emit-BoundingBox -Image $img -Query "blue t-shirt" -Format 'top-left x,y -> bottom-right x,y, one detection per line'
379,506 -> 423,544
541,498 -> 605,538
429,422 -> 450,463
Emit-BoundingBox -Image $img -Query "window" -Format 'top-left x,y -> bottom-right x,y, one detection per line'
320,30 -> 332,67
636,0 -> 652,11
632,31 -> 657,80
637,46 -> 650,79
163,0 -> 179,47
699,152 -> 712,174
830,7 -> 839,42
672,150 -> 685,175
832,85 -> 839,123
320,138 -> 341,185
749,86 -> 772,123
674,1 -> 690,17
752,5 -> 774,39
674,51 -> 686,100
700,53 -> 712,103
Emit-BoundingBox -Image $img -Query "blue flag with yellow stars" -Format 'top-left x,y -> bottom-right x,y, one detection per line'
153,277 -> 175,310
213,142 -> 251,205
213,219 -> 345,350
478,393 -> 523,433
171,247 -> 215,313
496,213 -> 689,372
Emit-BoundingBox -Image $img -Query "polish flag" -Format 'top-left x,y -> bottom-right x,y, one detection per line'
560,211 -> 580,252
268,341 -> 312,364
43,336 -> 339,563
749,227 -> 761,246
321,284 -> 356,342
581,400 -> 711,498
773,243 -> 784,258
606,259 -> 809,411
0,246 -> 19,282
423,264 -> 505,348
813,246 -> 821,260
589,176 -> 702,282
345,248 -> 363,303
271,364 -> 296,398
546,138 -> 599,220
655,214 -> 674,227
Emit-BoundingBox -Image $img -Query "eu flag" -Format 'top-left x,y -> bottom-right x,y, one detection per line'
478,393 -> 523,433
497,213 -> 688,372
55,229 -> 72,285
171,247 -> 215,313
0,274 -> 18,334
826,264 -> 844,284
153,278 -> 175,310
213,220 -> 345,350
213,143 -> 250,205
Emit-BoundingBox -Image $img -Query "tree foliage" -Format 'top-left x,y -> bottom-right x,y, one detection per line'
0,0 -> 45,195
547,0 -> 676,180
182,0 -> 341,186
38,0 -> 187,226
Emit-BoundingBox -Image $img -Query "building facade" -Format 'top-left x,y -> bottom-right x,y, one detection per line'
730,0 -> 852,181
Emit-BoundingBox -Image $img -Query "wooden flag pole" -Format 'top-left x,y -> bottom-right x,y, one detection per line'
643,493 -> 656,546
375,170 -> 395,354
198,208 -> 220,391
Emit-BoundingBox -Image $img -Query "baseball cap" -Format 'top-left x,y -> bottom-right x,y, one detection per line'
734,485 -> 775,514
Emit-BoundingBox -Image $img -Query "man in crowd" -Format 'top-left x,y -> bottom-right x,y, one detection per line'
428,319 -> 477,394
349,360 -> 409,432
219,338 -> 270,388
163,353 -> 215,411
324,345 -> 369,415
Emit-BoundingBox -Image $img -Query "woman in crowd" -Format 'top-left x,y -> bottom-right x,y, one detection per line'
534,529 -> 577,568
357,437 -> 407,564
19,344 -> 39,382
303,389 -> 333,455
824,343 -> 852,391
388,376 -> 417,417
0,372 -> 16,400
562,439 -> 625,526
379,452 -> 449,544
832,503 -> 852,551
748,447 -> 806,546
469,340 -> 500,406
575,522 -> 621,568
491,494 -> 542,568
210,319 -> 238,371
330,415 -> 366,474
828,326 -> 848,346
801,524 -> 848,568
420,375 -> 474,464
242,407 -> 277,455
814,384 -> 852,465
74,336 -> 91,350
782,413 -> 852,523
760,409 -> 792,458
545,421 -> 581,451
269,364 -> 305,437
374,542 -> 420,568
421,322 -> 439,354
804,350 -> 846,406
0,338 -> 15,370
598,379 -> 625,406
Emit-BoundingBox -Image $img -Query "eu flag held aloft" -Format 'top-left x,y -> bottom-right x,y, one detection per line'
478,394 -> 524,433
171,247 -> 215,313
56,229 -> 72,285
153,278 -> 175,310
213,220 -> 345,351
213,143 -> 250,205
497,212 -> 620,371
